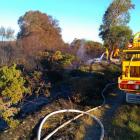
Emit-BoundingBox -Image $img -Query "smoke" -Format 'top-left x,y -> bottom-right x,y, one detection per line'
77,39 -> 87,61
86,53 -> 106,65
76,39 -> 106,65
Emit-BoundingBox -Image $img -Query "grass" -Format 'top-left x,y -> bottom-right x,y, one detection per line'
110,104 -> 140,140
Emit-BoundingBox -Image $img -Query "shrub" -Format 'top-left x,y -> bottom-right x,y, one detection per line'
70,74 -> 108,106
40,50 -> 75,70
112,105 -> 140,139
0,64 -> 29,128
60,53 -> 75,68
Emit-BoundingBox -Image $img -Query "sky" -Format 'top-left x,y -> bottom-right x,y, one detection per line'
0,0 -> 139,43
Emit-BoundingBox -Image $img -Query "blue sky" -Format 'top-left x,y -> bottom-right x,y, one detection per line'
0,0 -> 139,43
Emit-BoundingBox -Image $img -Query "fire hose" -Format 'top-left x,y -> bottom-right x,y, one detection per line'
37,83 -> 116,140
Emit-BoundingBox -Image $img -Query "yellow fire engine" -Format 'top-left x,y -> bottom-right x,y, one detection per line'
118,32 -> 140,103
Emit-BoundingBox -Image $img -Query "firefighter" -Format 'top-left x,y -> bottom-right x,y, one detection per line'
113,48 -> 119,57
105,48 -> 109,60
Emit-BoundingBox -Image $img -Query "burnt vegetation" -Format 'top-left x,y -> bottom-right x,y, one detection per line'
0,10 -> 110,138
0,0 -> 140,139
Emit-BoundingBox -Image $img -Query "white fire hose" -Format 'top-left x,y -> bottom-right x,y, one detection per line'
37,83 -> 116,140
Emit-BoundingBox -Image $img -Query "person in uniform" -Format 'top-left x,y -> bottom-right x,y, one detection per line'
105,48 -> 109,60
113,48 -> 120,57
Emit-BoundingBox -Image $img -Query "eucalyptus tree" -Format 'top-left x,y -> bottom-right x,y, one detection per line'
99,0 -> 134,49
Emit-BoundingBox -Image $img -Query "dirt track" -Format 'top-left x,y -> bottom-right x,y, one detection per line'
84,89 -> 125,140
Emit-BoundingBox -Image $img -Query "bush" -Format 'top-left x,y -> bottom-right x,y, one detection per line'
70,73 -> 108,106
112,105 -> 140,140
40,50 -> 75,70
0,64 -> 29,128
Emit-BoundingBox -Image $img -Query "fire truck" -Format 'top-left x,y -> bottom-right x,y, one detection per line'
118,32 -> 140,103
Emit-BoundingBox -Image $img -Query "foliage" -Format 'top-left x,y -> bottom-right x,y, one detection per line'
16,10 -> 66,70
0,26 -> 14,42
26,70 -> 51,97
0,26 -> 5,42
60,53 -> 75,68
0,26 -> 16,67
108,26 -> 132,48
0,64 -> 29,128
112,105 -> 140,140
85,40 -> 104,57
52,51 -> 63,61
70,63 -> 120,106
18,11 -> 61,37
70,39 -> 103,58
70,74 -> 108,106
40,50 -> 75,70
0,44 -> 15,67
99,0 -> 134,49
17,11 -> 64,51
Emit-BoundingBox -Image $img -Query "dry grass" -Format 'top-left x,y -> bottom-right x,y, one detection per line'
0,99 -> 78,140
74,106 -> 105,140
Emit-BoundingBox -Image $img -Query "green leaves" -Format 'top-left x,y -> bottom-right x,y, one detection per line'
0,64 -> 29,128
107,25 -> 132,48
99,0 -> 134,48
40,50 -> 75,70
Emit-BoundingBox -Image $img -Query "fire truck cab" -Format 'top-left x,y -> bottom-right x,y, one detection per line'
118,32 -> 140,103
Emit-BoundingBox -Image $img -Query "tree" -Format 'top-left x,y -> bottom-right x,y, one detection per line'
70,39 -> 103,58
6,27 -> 15,40
0,64 -> 29,128
0,26 -> 6,46
0,26 -> 15,66
99,0 -> 134,49
85,41 -> 104,58
107,26 -> 132,49
17,11 -> 64,51
0,26 -> 14,42
17,11 -> 65,70
0,26 -> 6,43
40,50 -> 75,70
